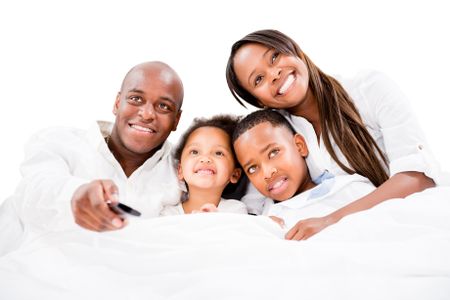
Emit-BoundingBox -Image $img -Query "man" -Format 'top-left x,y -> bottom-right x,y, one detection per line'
0,61 -> 184,254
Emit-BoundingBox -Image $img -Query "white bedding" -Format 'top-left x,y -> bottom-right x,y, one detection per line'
1,187 -> 450,300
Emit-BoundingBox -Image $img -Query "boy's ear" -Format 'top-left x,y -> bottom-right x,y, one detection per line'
229,168 -> 242,184
113,92 -> 121,115
294,134 -> 309,157
177,163 -> 184,181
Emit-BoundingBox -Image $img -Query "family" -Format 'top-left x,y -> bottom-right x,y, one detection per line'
0,29 -> 444,253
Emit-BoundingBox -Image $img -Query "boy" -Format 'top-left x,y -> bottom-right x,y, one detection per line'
233,110 -> 375,240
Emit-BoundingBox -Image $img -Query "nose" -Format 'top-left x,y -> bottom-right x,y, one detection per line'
263,165 -> 278,181
269,67 -> 282,84
200,156 -> 211,164
138,103 -> 156,121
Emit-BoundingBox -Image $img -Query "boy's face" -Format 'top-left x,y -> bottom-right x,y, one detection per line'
234,122 -> 313,201
178,126 -> 241,192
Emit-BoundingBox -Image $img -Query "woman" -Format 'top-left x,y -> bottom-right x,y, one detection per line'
226,29 -> 439,238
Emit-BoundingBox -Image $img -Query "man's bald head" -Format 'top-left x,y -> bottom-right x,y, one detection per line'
121,61 -> 184,110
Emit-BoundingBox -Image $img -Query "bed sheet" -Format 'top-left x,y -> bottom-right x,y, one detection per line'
1,187 -> 450,300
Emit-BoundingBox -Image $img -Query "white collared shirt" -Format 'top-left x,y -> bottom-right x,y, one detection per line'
0,121 -> 182,253
160,198 -> 248,216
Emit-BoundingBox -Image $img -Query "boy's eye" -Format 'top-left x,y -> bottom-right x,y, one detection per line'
247,165 -> 257,174
268,148 -> 280,159
254,75 -> 263,86
215,151 -> 224,156
189,150 -> 198,155
271,51 -> 279,64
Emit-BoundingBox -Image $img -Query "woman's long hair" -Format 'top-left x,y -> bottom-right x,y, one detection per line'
226,29 -> 388,186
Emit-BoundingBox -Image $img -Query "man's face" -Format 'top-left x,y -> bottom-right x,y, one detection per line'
112,67 -> 183,157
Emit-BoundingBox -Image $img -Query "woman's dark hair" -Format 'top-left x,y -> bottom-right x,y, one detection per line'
175,114 -> 246,199
226,29 -> 388,186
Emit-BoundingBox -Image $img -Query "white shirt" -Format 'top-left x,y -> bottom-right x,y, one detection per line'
160,198 -> 248,216
0,121 -> 182,254
243,70 -> 448,215
265,174 -> 375,229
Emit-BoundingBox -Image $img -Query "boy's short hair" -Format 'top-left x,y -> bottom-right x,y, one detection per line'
232,109 -> 296,144
174,114 -> 240,163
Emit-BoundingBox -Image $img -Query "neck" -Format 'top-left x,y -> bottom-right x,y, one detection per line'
182,186 -> 222,214
295,174 -> 317,196
288,89 -> 322,138
107,132 -> 159,177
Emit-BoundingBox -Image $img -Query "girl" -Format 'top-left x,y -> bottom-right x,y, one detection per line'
160,115 -> 247,215
226,29 -> 439,238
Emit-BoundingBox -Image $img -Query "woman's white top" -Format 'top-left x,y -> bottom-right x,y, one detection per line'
243,70 -> 448,215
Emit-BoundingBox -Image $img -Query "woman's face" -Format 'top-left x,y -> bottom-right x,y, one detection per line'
233,43 -> 310,109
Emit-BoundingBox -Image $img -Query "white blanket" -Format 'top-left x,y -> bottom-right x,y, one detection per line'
1,187 -> 450,300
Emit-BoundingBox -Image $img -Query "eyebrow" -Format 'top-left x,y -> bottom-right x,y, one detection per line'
247,48 -> 272,87
241,142 -> 276,169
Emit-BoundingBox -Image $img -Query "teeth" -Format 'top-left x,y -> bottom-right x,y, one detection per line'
271,178 -> 286,190
196,169 -> 214,175
131,124 -> 154,132
278,74 -> 295,95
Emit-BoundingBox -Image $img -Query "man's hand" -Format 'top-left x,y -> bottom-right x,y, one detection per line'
71,180 -> 127,232
285,215 -> 335,240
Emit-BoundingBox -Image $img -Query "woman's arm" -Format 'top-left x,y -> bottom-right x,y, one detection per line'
285,171 -> 435,240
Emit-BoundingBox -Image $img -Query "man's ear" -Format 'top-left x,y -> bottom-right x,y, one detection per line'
113,92 -> 121,115
294,134 -> 309,157
229,168 -> 242,184
172,109 -> 182,132
177,163 -> 184,181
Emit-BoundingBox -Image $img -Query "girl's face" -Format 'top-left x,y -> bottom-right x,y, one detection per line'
178,127 -> 241,191
233,43 -> 310,109
233,122 -> 314,201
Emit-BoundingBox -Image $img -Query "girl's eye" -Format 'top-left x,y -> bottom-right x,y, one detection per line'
215,151 -> 224,156
247,165 -> 257,174
189,150 -> 198,155
268,148 -> 280,159
255,75 -> 263,86
271,51 -> 279,64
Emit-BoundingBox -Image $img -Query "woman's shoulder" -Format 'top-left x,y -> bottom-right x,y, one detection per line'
338,69 -> 394,95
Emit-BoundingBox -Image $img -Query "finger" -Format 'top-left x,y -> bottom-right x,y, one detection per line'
101,180 -> 119,205
292,230 -> 306,241
77,203 -> 120,231
86,182 -> 124,230
285,225 -> 300,240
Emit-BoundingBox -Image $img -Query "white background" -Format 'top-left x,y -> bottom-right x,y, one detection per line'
0,0 -> 449,203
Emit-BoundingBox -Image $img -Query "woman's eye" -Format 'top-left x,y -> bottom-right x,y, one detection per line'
255,75 -> 263,86
247,166 -> 257,174
268,149 -> 280,159
271,51 -> 279,64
